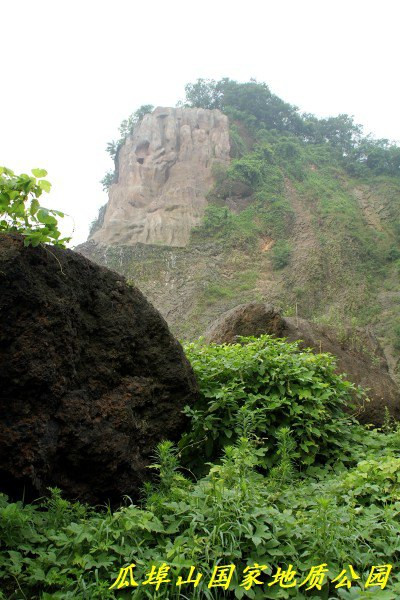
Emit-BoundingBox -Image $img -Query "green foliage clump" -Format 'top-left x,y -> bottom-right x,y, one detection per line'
200,204 -> 232,233
229,123 -> 247,158
102,104 -> 154,189
393,320 -> 400,350
194,140 -> 294,249
227,143 -> 283,191
184,78 -> 400,177
184,78 -> 302,135
106,104 -> 154,161
182,335 -> 361,471
271,240 -> 292,269
100,170 -> 115,191
339,456 -> 400,504
0,167 -> 70,247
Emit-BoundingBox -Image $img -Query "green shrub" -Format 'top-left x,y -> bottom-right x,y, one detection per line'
1,335 -> 400,599
271,240 -> 292,269
100,170 -> 115,191
182,335 -> 361,471
0,167 -> 70,247
339,456 -> 400,504
196,204 -> 233,234
393,321 -> 400,350
229,124 -> 247,158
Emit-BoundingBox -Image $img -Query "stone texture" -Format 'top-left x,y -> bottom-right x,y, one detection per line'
203,302 -> 400,426
91,107 -> 230,247
0,234 -> 197,504
203,302 -> 284,344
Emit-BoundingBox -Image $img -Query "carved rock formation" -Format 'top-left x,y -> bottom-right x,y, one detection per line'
0,234 -> 198,504
91,107 -> 230,247
203,302 -> 400,426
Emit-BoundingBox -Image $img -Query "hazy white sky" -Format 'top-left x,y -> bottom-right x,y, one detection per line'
2,0 -> 399,245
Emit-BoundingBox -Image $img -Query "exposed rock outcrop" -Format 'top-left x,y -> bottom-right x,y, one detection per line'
91,107 -> 230,247
0,234 -> 197,504
203,303 -> 284,343
204,302 -> 400,425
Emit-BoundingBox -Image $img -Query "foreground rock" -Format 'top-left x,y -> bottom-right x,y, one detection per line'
204,302 -> 400,425
0,234 -> 197,504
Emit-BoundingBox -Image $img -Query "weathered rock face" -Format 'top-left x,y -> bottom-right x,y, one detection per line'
91,107 -> 230,247
204,302 -> 400,426
203,302 -> 284,344
0,234 -> 197,504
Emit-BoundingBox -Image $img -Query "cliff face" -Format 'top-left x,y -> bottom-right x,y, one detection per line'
91,107 -> 230,247
79,107 -> 400,384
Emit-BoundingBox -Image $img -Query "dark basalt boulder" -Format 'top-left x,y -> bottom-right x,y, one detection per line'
204,302 -> 400,426
0,234 -> 197,504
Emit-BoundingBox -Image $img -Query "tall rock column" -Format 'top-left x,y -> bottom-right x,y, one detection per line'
91,107 -> 231,247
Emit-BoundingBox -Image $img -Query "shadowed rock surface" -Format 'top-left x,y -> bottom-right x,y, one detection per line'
0,234 -> 197,504
204,302 -> 400,425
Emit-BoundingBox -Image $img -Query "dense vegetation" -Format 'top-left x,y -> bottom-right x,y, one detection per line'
184,78 -> 400,178
2,336 -> 400,599
0,167 -> 69,247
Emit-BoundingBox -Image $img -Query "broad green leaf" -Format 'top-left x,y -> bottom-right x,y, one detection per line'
37,208 -> 57,225
30,199 -> 40,216
31,168 -> 48,178
38,179 -> 51,193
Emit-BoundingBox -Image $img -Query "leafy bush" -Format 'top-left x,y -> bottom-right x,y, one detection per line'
182,335 -> 361,471
271,240 -> 292,269
229,124 -> 247,158
100,170 -> 115,191
197,204 -> 233,234
339,456 -> 400,504
0,167 -> 70,247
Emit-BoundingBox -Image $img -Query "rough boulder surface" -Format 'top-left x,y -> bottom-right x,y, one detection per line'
204,302 -> 400,426
0,235 -> 197,504
90,106 -> 230,247
203,303 -> 284,343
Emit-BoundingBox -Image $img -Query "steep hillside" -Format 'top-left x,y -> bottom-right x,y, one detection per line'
78,80 -> 400,380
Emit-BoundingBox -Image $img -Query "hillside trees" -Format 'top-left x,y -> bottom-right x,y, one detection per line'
184,78 -> 400,177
